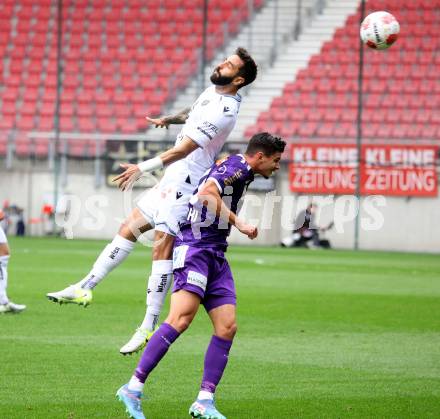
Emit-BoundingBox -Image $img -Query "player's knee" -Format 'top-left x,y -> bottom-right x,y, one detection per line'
229,322 -> 238,338
118,221 -> 138,241
119,209 -> 151,240
0,245 -> 10,256
217,322 -> 237,340
119,219 -> 151,242
166,314 -> 192,333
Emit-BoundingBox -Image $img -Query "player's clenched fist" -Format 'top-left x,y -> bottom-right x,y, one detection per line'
236,219 -> 258,240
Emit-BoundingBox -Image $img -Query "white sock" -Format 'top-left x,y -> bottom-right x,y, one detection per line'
0,255 -> 10,305
128,375 -> 144,392
139,260 -> 173,331
198,390 -> 214,401
77,235 -> 135,290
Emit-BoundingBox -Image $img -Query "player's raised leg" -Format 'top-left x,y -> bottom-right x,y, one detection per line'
117,290 -> 200,417
189,304 -> 236,419
46,208 -> 152,306
120,230 -> 175,355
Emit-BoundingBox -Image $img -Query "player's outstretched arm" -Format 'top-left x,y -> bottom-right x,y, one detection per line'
198,180 -> 258,240
146,107 -> 191,129
113,136 -> 199,191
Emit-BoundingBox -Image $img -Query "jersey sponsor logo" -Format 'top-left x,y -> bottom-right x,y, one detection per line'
224,169 -> 243,186
197,121 -> 219,140
187,270 -> 207,291
201,100 -> 210,106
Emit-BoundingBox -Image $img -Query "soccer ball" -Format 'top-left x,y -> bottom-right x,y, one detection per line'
360,11 -> 400,50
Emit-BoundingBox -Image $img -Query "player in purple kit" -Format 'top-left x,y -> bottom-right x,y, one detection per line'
116,132 -> 286,419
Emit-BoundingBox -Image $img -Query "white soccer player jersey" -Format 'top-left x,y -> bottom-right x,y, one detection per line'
0,225 -> 7,244
166,85 -> 242,186
137,85 -> 242,235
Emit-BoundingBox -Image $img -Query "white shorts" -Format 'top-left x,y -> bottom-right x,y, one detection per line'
0,226 -> 7,244
136,178 -> 195,236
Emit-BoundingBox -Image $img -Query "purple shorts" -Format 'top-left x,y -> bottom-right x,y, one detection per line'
172,245 -> 236,312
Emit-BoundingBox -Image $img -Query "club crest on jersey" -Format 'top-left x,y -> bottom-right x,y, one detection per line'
197,121 -> 219,140
216,165 -> 227,175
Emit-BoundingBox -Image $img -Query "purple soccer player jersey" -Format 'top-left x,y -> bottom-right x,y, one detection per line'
176,154 -> 254,250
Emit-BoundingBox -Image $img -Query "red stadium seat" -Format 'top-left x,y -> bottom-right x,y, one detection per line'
316,123 -> 334,137
305,108 -> 323,123
97,118 -> 117,133
14,136 -> 32,158
391,125 -> 408,139
77,118 -> 96,132
363,123 -> 378,138
323,108 -> 341,123
341,109 -> 357,123
334,123 -> 356,138
297,122 -> 317,137
68,139 -> 88,157
406,125 -> 422,139
420,125 -> 437,139
0,117 -> 15,130
34,138 -> 49,158
60,117 -> 75,131
431,111 -> 440,124
17,116 -> 36,130
60,103 -> 75,117
415,111 -> 430,124
2,100 -> 16,116
38,117 -> 54,131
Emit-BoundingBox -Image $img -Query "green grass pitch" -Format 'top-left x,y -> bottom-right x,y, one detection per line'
1,237 -> 439,418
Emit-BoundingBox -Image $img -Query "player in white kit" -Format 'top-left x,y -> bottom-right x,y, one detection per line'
0,210 -> 26,314
46,47 -> 257,355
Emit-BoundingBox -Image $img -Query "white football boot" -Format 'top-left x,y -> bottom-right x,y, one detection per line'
0,301 -> 26,314
119,326 -> 159,355
46,285 -> 92,307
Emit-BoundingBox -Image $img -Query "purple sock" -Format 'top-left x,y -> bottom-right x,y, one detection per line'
200,335 -> 233,393
134,322 -> 180,383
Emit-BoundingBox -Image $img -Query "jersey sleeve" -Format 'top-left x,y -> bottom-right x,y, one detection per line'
182,103 -> 236,149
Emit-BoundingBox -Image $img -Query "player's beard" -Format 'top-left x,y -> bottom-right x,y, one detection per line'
210,69 -> 234,86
